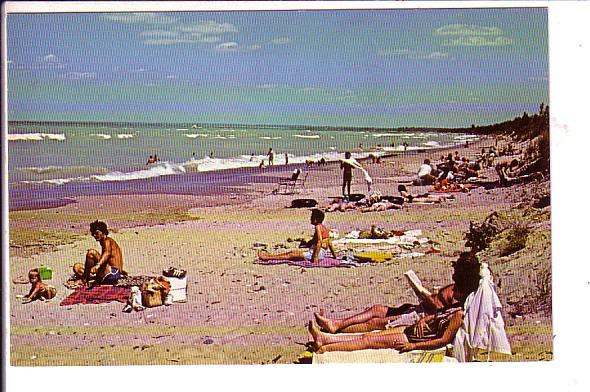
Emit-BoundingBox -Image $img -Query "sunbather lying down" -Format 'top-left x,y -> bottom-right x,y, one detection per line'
308,252 -> 481,353
397,184 -> 450,203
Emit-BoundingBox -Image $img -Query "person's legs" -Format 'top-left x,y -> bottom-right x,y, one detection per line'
314,304 -> 389,333
83,249 -> 100,281
336,317 -> 391,333
258,249 -> 306,261
309,321 -> 408,353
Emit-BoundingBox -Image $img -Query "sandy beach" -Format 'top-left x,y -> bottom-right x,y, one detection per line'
8,137 -> 552,365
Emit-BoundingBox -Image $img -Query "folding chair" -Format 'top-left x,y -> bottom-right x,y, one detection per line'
277,169 -> 301,194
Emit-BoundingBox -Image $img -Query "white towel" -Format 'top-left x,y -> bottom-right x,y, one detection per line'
453,263 -> 512,362
341,157 -> 373,185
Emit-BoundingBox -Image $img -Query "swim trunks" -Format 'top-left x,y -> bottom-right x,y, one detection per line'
303,248 -> 326,261
101,267 -> 123,285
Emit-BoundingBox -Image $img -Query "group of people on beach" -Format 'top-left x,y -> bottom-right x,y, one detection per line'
16,220 -> 125,303
307,251 -> 481,353
259,207 -> 483,354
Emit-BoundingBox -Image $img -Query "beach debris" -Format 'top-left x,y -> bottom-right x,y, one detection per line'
253,242 -> 268,249
203,339 -> 214,345
272,355 -> 282,363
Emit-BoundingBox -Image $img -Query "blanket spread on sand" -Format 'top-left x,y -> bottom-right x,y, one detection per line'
312,348 -> 457,364
64,274 -> 153,290
255,257 -> 352,268
60,285 -> 130,306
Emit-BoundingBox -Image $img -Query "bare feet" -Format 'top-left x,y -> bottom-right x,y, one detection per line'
308,320 -> 325,349
314,312 -> 338,333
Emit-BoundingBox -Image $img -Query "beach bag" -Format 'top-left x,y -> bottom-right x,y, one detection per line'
290,199 -> 317,208
141,276 -> 171,308
348,193 -> 365,202
381,195 -> 404,205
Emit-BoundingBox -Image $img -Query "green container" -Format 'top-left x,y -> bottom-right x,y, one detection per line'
38,266 -> 53,280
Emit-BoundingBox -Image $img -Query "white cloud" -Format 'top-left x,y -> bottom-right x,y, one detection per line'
442,36 -> 513,47
179,21 -> 237,34
41,54 -> 59,63
103,13 -> 177,25
436,24 -> 504,37
61,71 -> 97,80
435,24 -> 513,47
215,42 -> 239,52
141,21 -> 238,46
378,49 -> 450,60
214,42 -> 260,53
271,37 -> 291,45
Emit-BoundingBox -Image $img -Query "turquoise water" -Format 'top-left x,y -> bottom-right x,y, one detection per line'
8,122 -> 476,186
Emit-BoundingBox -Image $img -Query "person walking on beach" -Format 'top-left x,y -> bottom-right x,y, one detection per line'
285,152 -> 289,165
258,209 -> 337,263
341,151 -> 354,198
267,148 -> 274,165
83,220 -> 125,286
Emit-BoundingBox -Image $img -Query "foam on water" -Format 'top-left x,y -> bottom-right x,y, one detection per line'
116,134 -> 134,139
293,134 -> 320,139
91,162 -> 185,182
89,133 -> 112,139
184,133 -> 209,138
8,133 -> 66,141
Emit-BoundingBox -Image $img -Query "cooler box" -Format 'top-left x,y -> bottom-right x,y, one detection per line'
167,276 -> 187,303
38,266 -> 53,280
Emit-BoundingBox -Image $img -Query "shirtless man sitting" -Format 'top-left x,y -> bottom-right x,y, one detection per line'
83,220 -> 125,286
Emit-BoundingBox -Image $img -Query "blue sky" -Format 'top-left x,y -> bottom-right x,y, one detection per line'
7,8 -> 548,127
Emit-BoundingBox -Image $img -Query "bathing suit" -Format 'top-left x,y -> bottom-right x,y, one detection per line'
102,267 -> 123,285
403,306 -> 462,343
303,248 -> 326,261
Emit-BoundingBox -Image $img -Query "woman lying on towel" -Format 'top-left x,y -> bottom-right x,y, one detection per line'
397,185 -> 450,204
312,252 -> 475,334
258,209 -> 338,264
308,253 -> 481,353
325,196 -> 358,212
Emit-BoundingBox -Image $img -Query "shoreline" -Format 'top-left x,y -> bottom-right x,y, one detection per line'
9,136 -> 493,212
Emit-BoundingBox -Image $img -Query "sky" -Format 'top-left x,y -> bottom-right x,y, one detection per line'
6,7 -> 548,127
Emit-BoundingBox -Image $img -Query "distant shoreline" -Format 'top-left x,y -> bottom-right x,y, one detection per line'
7,119 -> 476,134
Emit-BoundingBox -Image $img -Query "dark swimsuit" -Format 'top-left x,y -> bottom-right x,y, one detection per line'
403,306 -> 462,343
102,267 -> 123,285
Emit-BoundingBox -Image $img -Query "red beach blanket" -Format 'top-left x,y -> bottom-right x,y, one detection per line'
60,285 -> 130,306
254,257 -> 351,268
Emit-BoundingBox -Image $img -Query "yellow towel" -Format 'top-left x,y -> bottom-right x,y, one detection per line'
354,251 -> 393,263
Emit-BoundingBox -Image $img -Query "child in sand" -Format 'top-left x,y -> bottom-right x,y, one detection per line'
18,269 -> 56,303
258,209 -> 337,263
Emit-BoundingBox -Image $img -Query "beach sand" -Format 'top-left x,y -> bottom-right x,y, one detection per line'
8,137 -> 552,365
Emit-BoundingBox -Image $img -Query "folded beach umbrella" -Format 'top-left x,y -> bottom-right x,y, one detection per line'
453,263 -> 512,362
